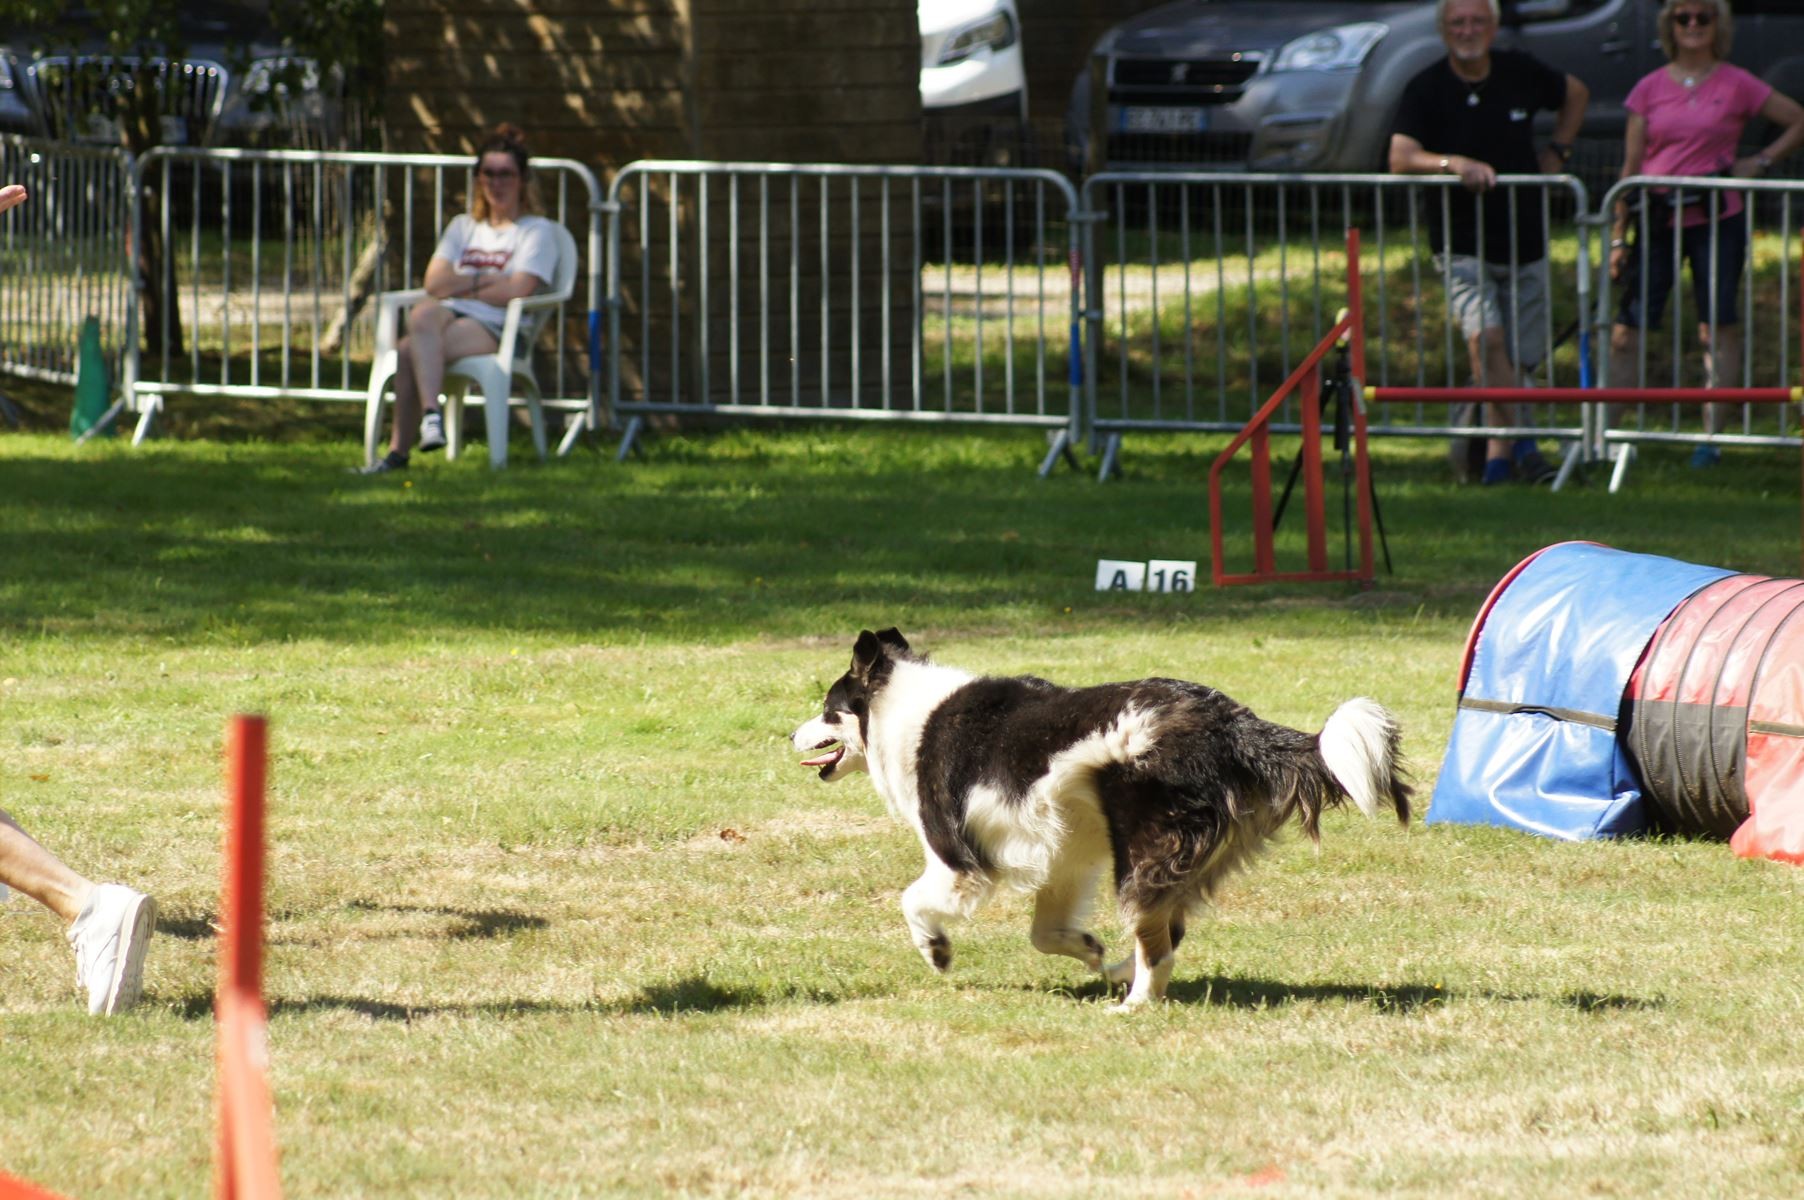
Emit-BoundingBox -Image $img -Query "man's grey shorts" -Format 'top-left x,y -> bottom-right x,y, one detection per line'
1435,254 -> 1550,372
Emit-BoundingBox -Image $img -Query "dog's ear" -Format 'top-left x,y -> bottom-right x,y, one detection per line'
874,628 -> 910,654
852,629 -> 884,674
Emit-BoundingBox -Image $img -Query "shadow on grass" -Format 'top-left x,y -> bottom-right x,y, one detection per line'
155,912 -> 222,940
155,973 -> 1657,1022
611,974 -> 850,1015
1053,974 -> 1661,1013
6,427 -> 1798,644
153,904 -> 549,943
163,992 -> 620,1022
163,973 -> 842,1022
339,900 -> 551,940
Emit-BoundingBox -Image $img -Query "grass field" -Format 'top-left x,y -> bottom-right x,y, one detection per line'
2,407 -> 1801,1198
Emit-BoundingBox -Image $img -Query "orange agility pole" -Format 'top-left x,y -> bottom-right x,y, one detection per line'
0,1173 -> 73,1200
1208,228 -> 1374,587
216,715 -> 281,1200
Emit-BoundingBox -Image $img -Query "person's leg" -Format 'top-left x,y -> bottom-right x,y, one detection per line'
406,310 -> 500,441
1690,319 -> 1739,464
1,808 -> 155,1015
1607,322 -> 1643,444
388,333 -> 420,456
1443,254 -> 1515,480
1496,262 -> 1556,482
0,807 -> 92,922
1608,228 -> 1671,456
1472,328 -> 1517,469
1702,322 -> 1741,395
1689,216 -> 1747,461
403,299 -> 457,434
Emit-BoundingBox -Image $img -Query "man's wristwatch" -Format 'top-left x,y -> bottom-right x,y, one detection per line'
1438,156 -> 1452,173
1548,141 -> 1573,163
1756,153 -> 1775,172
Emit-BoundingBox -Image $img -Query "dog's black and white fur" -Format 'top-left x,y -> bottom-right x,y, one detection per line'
792,629 -> 1411,1010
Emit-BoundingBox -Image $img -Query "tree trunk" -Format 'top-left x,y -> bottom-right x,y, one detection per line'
121,66 -> 184,359
318,206 -> 388,355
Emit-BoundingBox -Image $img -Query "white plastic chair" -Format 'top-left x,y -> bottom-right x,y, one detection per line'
362,220 -> 577,469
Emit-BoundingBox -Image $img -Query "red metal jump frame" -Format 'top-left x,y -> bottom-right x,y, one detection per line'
1208,229 -> 1374,587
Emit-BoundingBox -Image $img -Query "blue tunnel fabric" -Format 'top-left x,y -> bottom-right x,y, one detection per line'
1428,543 -> 1734,839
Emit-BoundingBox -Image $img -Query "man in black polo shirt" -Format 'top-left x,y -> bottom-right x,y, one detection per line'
1390,0 -> 1588,484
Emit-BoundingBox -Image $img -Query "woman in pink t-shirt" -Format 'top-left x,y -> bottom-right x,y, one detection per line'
1606,0 -> 1804,465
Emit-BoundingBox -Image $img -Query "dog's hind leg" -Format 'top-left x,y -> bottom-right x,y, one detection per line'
1029,862 -> 1106,972
902,856 -> 987,974
1109,907 -> 1180,1013
1101,914 -> 1184,990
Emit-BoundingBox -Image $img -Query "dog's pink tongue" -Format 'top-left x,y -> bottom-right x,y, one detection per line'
799,747 -> 842,768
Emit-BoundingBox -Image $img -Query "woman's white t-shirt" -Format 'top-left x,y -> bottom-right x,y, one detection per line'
431,213 -> 560,331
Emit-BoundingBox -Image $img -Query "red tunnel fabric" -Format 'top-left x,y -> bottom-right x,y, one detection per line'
1623,573 -> 1804,864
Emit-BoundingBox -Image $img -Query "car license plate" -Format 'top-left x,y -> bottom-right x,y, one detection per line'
1118,106 -> 1208,134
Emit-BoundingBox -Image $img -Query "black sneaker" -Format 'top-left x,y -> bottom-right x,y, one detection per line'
350,451 -> 408,475
417,410 -> 447,453
1516,450 -> 1559,485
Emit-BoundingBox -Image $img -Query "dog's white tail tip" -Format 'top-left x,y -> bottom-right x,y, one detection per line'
1319,697 -> 1402,819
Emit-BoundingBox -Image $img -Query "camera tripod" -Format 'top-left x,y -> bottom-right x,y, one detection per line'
1271,335 -> 1393,575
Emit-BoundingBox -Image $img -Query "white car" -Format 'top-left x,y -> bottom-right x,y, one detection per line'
919,0 -> 1027,122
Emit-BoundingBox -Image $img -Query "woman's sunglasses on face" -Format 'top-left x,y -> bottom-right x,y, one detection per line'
1673,10 -> 1714,27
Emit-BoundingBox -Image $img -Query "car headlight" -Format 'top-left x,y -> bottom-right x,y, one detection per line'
937,13 -> 1017,66
1271,23 -> 1386,72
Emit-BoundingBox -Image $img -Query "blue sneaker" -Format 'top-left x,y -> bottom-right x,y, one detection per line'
1689,444 -> 1721,469
1481,457 -> 1514,485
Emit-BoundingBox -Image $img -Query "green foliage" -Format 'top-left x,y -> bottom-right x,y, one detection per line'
268,0 -> 382,92
0,0 -> 182,59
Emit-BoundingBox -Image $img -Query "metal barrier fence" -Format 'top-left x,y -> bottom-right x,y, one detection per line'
122,147 -> 605,443
7,144 -> 1804,481
605,161 -> 1085,472
0,135 -> 134,389
1593,175 -> 1802,463
1079,171 -> 1593,476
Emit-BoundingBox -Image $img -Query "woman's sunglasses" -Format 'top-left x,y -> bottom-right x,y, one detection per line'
1672,10 -> 1714,26
479,168 -> 520,181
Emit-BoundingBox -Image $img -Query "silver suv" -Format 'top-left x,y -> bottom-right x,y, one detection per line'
1066,0 -> 1804,175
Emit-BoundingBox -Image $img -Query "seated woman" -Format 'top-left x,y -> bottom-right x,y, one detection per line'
1606,0 -> 1804,467
358,124 -> 561,474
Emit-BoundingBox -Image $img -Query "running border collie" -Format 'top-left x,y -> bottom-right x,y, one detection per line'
792,630 -> 1411,1010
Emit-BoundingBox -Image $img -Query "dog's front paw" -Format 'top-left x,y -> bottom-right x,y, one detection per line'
918,932 -> 953,973
1107,995 -> 1161,1014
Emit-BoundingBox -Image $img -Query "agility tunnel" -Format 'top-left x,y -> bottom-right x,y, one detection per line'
1429,541 -> 1804,865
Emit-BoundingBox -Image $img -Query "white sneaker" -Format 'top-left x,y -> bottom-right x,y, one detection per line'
417,409 -> 447,453
67,884 -> 157,1015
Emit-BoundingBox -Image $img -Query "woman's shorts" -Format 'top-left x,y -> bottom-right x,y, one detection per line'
441,300 -> 507,341
1615,216 -> 1749,331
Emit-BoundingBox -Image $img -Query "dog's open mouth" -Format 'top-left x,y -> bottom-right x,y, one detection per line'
799,739 -> 845,771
